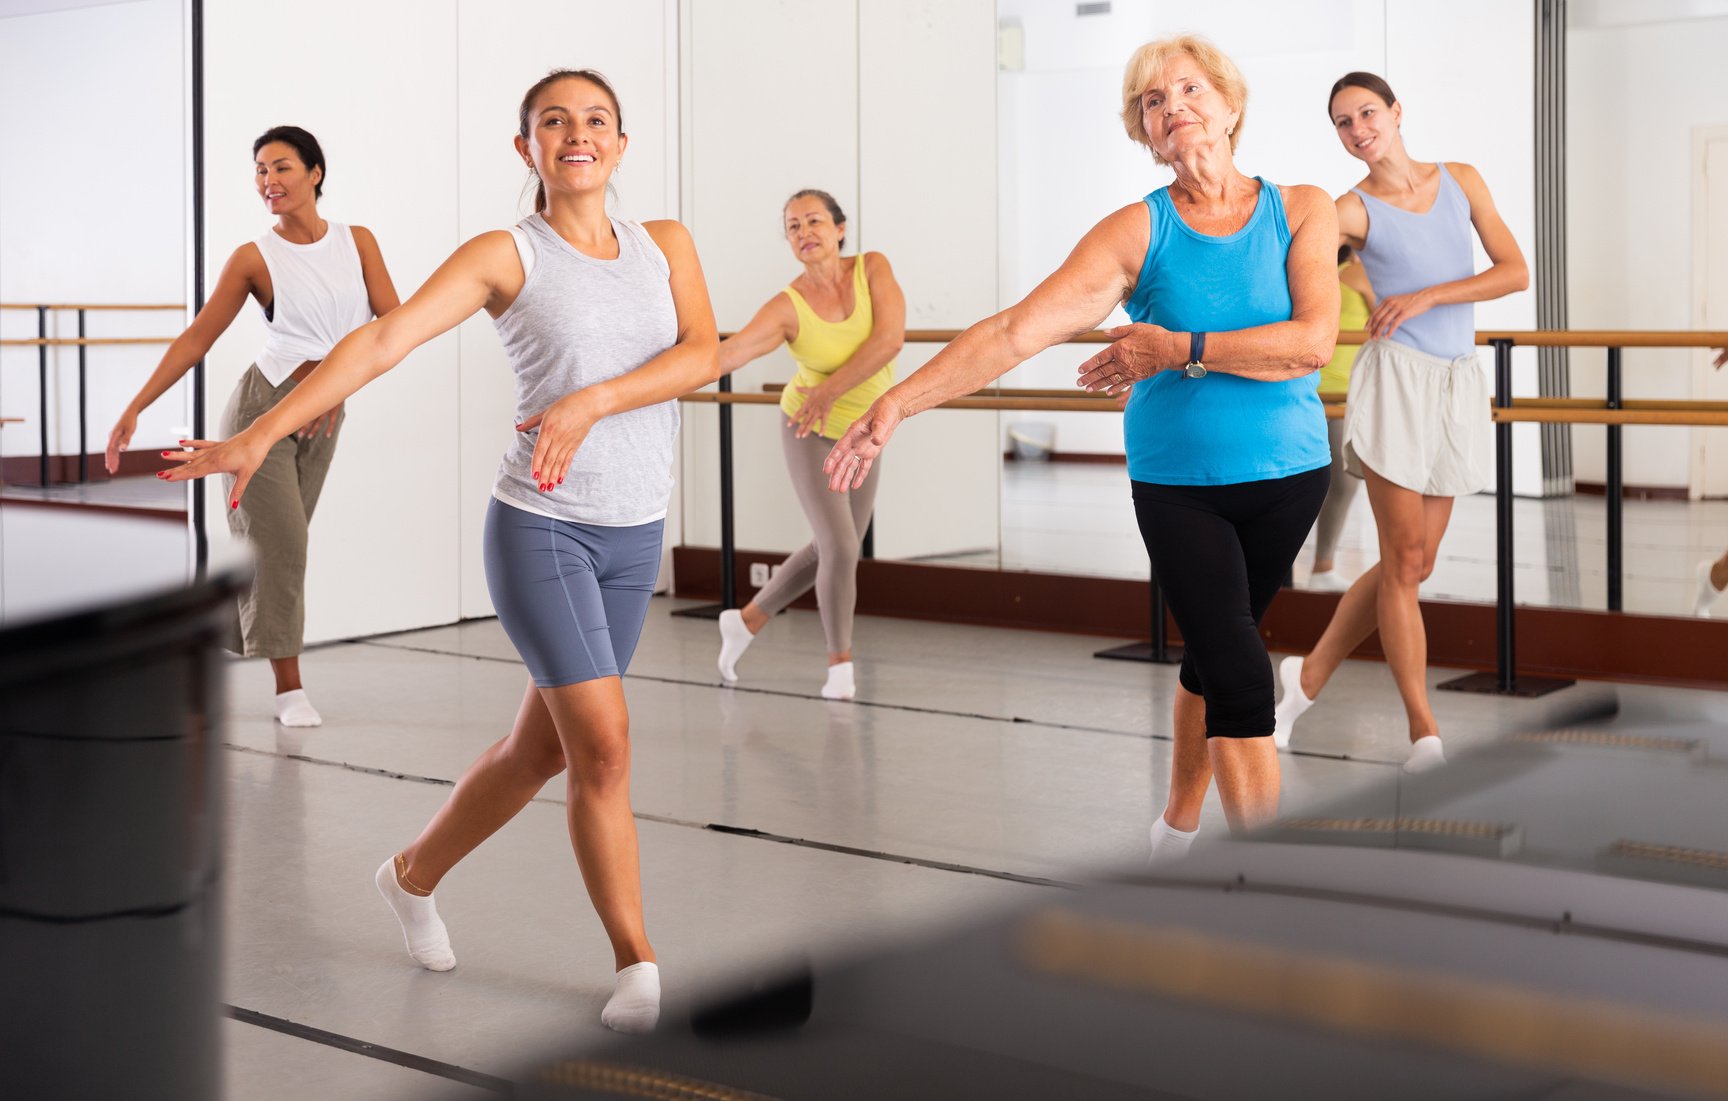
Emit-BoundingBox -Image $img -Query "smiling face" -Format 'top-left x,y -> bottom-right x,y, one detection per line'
255,142 -> 320,216
783,196 -> 844,265
1139,54 -> 1241,164
1331,85 -> 1401,164
515,76 -> 627,201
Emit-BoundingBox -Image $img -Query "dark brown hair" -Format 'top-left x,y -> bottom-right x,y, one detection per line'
784,189 -> 847,249
253,125 -> 326,199
518,69 -> 624,213
1328,71 -> 1397,118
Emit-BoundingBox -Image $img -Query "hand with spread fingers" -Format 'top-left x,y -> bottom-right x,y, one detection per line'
1076,323 -> 1175,397
1366,289 -> 1434,340
789,381 -> 840,439
823,395 -> 904,492
105,409 -> 139,475
297,400 -> 344,440
158,429 -> 271,508
517,391 -> 599,493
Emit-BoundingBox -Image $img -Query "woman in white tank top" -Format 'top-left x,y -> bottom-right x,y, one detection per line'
161,70 -> 720,1035
107,125 -> 399,729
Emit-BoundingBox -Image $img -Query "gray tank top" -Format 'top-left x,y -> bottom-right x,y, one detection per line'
492,213 -> 680,526
1351,163 -> 1476,360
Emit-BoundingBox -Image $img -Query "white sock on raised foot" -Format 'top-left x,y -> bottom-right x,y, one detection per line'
821,661 -> 855,701
1404,735 -> 1447,774
275,689 -> 323,728
1692,560 -> 1722,618
1272,657 -> 1313,749
601,961 -> 661,1034
1148,816 -> 1199,866
1308,569 -> 1350,593
373,858 -> 455,971
717,609 -> 754,683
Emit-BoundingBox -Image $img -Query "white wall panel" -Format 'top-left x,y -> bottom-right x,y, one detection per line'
203,0 -> 462,642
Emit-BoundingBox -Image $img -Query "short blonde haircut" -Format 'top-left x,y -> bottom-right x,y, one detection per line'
1120,35 -> 1248,164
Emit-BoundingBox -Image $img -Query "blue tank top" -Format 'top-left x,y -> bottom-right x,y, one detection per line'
1122,179 -> 1329,486
1350,163 -> 1475,359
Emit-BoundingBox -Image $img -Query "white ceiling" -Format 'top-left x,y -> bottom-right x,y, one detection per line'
0,0 -> 155,19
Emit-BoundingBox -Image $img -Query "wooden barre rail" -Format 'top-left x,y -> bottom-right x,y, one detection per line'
864,329 -> 1728,349
679,390 -> 1728,426
0,303 -> 184,311
0,337 -> 174,347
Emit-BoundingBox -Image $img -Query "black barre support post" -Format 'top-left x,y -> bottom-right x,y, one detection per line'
1605,346 -> 1623,612
37,305 -> 49,487
1095,571 -> 1183,665
1439,338 -> 1571,698
77,309 -> 88,484
672,374 -> 736,620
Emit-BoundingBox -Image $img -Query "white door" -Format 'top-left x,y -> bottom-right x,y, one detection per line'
1692,127 -> 1728,498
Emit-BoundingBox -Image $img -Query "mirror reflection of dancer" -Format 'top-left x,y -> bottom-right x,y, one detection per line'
163,70 -> 718,1034
712,190 -> 905,700
1275,73 -> 1529,772
1306,244 -> 1375,592
824,36 -> 1339,858
108,126 -> 399,727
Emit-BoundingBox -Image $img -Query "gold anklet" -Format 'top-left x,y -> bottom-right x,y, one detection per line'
395,853 -> 433,896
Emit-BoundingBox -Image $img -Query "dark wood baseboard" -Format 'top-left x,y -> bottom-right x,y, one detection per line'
672,545 -> 1728,690
1003,451 -> 1127,465
0,497 -> 185,522
1,450 -> 176,486
1574,481 -> 1690,501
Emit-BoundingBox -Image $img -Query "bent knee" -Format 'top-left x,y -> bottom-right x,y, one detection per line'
568,733 -> 632,791
1380,544 -> 1428,587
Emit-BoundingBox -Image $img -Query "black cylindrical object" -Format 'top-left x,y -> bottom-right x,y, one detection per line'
718,374 -> 736,610
1605,346 -> 1623,613
0,573 -> 241,1101
1493,339 -> 1516,692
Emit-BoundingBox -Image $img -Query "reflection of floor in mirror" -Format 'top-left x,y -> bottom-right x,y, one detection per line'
216,600 -> 1727,1098
0,471 -> 187,514
920,461 -> 1728,618
0,502 -> 188,624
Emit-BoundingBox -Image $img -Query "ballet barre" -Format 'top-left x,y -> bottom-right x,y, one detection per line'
0,303 -> 183,487
684,328 -> 1728,695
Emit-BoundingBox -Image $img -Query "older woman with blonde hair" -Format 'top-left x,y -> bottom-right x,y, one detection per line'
824,36 -> 1338,855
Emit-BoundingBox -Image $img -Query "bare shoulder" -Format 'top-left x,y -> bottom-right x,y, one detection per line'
862,250 -> 894,274
1444,161 -> 1494,200
641,218 -> 695,253
349,224 -> 380,251
1279,184 -> 1333,221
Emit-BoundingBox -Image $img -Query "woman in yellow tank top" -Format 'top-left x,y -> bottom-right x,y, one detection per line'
1306,245 -> 1375,590
712,189 -> 906,699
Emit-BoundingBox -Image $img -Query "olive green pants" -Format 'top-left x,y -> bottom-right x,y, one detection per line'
219,365 -> 344,659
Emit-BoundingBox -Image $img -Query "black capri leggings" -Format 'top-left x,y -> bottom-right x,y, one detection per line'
1132,467 -> 1329,739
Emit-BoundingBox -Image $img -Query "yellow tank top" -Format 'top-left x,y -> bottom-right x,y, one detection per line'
1320,262 -> 1370,395
779,254 -> 896,439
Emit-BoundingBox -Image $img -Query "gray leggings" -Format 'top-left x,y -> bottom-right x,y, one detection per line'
1313,416 -> 1361,564
752,423 -> 881,654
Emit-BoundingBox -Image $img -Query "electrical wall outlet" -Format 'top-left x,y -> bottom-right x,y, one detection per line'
749,562 -> 770,587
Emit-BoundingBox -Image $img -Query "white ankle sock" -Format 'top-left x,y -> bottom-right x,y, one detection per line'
1148,816 -> 1199,866
275,688 -> 323,728
601,961 -> 661,1034
717,609 -> 754,683
821,661 -> 855,701
1404,735 -> 1447,774
1693,560 -> 1722,618
1272,656 -> 1313,749
374,858 -> 455,971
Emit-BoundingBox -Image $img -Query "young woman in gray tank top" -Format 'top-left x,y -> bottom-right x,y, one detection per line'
1274,72 -> 1529,774
164,69 -> 720,1034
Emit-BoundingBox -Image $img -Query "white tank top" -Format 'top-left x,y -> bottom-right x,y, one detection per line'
253,222 -> 373,386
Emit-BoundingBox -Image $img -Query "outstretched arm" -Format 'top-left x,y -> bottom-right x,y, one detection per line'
822,201 -> 1147,490
163,230 -> 518,502
516,219 -> 718,490
106,244 -> 260,472
716,293 -> 796,378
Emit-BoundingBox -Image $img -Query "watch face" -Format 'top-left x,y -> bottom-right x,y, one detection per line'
1185,362 -> 1207,379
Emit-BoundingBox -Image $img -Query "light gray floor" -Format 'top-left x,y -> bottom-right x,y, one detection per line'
218,597 -> 1728,1099
918,461 -> 1728,618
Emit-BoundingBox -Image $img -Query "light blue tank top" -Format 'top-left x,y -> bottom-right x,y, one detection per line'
1122,179 -> 1329,486
1350,163 -> 1475,359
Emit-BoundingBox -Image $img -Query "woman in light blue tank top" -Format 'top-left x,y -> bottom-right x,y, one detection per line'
824,36 -> 1341,855
1275,71 -> 1530,775
162,69 -> 721,1035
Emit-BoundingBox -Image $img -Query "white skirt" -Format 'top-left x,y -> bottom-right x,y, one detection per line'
1341,338 -> 1492,498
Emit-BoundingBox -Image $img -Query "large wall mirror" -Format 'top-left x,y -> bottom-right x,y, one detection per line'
0,0 -> 191,623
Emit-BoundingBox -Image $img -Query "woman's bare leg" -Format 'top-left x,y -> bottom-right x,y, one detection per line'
1160,686 -> 1211,832
1208,736 -> 1281,834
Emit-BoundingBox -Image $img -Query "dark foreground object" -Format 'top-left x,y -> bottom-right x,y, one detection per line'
0,574 -> 243,1101
517,712 -> 1728,1100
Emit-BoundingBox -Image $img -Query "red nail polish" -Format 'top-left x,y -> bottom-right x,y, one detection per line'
156,472 -> 166,479
231,501 -> 239,509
